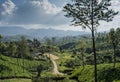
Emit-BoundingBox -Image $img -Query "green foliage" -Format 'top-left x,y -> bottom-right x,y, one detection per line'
37,63 -> 49,77
0,42 -> 7,54
107,28 -> 120,67
98,67 -> 120,82
79,40 -> 87,67
63,0 -> 118,30
65,58 -> 81,68
33,38 -> 41,48
64,1 -> 118,82
70,65 -> 94,82
6,42 -> 17,57
109,28 -> 119,46
17,36 -> 30,58
70,64 -> 120,82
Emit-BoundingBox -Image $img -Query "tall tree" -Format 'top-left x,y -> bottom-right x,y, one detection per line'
79,40 -> 86,68
17,36 -> 30,72
63,0 -> 118,82
45,38 -> 52,58
108,28 -> 119,68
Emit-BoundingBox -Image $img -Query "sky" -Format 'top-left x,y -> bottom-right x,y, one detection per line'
0,0 -> 120,32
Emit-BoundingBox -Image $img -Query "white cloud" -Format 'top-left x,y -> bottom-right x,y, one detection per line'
0,0 -> 16,16
0,0 -> 69,26
0,0 -> 120,32
30,0 -> 62,15
111,0 -> 120,6
111,0 -> 120,12
97,0 -> 120,32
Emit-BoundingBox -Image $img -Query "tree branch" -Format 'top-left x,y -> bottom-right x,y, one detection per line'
65,6 -> 92,31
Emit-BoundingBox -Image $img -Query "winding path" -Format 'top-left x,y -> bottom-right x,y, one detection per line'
45,54 -> 63,75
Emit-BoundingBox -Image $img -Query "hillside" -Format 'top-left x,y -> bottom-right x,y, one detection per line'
0,54 -> 50,81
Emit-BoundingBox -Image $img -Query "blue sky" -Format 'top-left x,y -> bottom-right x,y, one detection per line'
0,0 -> 120,32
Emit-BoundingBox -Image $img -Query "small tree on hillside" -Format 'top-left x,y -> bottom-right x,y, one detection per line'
7,42 -> 17,57
63,0 -> 118,82
0,35 -> 6,55
37,63 -> 49,77
33,38 -> 41,52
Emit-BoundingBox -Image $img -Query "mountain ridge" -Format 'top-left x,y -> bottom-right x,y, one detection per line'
0,26 -> 90,38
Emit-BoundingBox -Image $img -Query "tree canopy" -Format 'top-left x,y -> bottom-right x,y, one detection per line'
63,0 -> 118,31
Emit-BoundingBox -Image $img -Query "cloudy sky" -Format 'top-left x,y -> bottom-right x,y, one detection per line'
0,0 -> 120,32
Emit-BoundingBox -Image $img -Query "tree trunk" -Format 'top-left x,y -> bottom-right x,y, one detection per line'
17,58 -> 19,71
82,53 -> 84,68
91,0 -> 97,82
92,30 -> 97,82
23,57 -> 24,72
113,44 -> 116,68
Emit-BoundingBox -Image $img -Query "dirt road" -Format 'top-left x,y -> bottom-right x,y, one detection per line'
45,54 -> 63,75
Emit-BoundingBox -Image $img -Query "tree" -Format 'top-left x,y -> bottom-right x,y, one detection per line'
51,37 -> 56,46
39,45 -> 47,55
17,36 -> 30,72
37,64 -> 44,77
37,63 -> 49,77
79,40 -> 86,68
17,36 -> 30,58
116,28 -> 120,45
0,34 -> 2,42
108,28 -> 119,68
45,38 -> 52,58
0,35 -> 6,55
7,42 -> 17,57
63,0 -> 118,82
33,38 -> 41,49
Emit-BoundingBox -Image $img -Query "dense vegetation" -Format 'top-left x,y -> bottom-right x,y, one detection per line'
0,27 -> 120,82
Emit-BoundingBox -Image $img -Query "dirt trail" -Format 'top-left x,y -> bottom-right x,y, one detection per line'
45,53 -> 63,75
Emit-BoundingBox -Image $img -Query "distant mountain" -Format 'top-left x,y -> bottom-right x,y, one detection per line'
0,26 -> 90,39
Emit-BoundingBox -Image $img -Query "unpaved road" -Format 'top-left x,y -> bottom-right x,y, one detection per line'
45,53 -> 63,75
